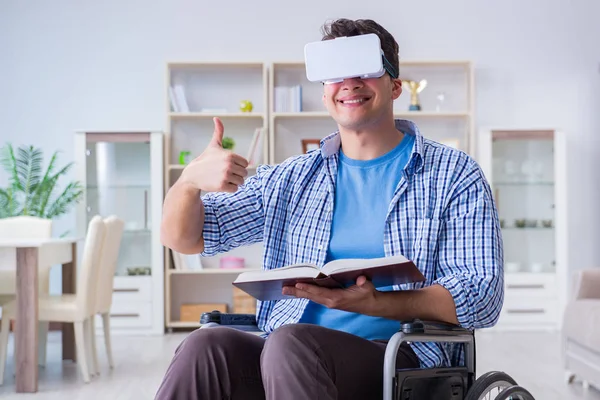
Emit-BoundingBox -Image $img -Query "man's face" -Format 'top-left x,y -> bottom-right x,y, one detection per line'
322,75 -> 402,131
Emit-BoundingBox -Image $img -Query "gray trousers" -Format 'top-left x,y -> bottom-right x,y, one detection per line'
154,323 -> 419,400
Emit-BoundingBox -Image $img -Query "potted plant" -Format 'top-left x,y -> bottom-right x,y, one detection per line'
0,143 -> 84,228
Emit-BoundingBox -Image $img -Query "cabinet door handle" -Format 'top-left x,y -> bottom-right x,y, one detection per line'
144,189 -> 148,230
506,309 -> 545,314
113,288 -> 140,293
506,284 -> 545,289
110,313 -> 140,318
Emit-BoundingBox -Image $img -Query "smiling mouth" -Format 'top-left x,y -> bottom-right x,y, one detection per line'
338,97 -> 371,104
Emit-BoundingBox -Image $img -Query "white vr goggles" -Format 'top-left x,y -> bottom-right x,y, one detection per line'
304,33 -> 399,84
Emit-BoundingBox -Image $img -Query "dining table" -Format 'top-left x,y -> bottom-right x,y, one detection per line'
0,237 -> 79,393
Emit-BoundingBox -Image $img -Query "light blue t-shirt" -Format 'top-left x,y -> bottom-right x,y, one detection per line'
299,132 -> 416,340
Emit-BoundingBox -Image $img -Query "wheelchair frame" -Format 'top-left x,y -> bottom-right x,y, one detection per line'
383,319 -> 475,400
199,312 -> 533,400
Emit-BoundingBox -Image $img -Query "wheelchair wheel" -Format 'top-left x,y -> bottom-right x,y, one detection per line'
465,371 -> 518,400
495,385 -> 535,400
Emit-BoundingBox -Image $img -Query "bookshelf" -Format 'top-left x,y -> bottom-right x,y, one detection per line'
164,62 -> 268,330
269,61 -> 475,163
163,59 -> 476,330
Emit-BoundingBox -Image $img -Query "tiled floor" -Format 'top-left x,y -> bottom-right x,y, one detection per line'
0,329 -> 598,399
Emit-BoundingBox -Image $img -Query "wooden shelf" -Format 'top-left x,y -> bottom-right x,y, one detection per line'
167,321 -> 200,328
272,112 -> 329,118
399,60 -> 472,67
272,111 -> 469,119
168,268 -> 260,275
169,112 -> 266,119
168,61 -> 265,69
167,164 -> 258,171
394,111 -> 470,118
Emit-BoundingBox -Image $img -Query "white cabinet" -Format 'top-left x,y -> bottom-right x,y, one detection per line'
95,276 -> 154,331
74,131 -> 165,335
478,129 -> 568,331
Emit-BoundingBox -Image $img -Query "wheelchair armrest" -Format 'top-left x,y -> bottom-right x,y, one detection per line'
400,319 -> 472,336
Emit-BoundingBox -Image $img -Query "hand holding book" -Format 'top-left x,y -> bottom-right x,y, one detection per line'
283,273 -> 384,315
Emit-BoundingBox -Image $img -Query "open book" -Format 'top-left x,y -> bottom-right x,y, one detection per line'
232,255 -> 425,301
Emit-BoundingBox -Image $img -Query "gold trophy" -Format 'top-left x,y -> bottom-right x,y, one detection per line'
402,79 -> 428,111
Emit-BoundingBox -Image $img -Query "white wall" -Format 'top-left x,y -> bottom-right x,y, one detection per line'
1,0 -> 599,293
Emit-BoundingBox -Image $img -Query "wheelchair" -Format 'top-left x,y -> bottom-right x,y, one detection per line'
200,311 -> 536,400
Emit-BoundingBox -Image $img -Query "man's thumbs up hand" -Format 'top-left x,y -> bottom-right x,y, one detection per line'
178,117 -> 250,193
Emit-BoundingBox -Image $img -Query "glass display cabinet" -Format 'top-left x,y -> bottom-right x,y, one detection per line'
478,129 -> 568,331
74,131 -> 164,335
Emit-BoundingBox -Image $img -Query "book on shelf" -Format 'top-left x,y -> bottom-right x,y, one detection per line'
168,86 -> 179,112
274,85 -> 302,112
232,255 -> 425,301
169,84 -> 189,112
246,127 -> 265,167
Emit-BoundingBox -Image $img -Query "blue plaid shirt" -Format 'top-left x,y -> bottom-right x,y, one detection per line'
201,119 -> 504,368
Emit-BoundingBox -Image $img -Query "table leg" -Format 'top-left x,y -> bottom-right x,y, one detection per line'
15,247 -> 39,393
62,242 -> 77,362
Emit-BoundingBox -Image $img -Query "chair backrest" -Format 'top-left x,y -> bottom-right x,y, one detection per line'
95,215 -> 125,314
0,216 -> 53,271
75,216 -> 106,317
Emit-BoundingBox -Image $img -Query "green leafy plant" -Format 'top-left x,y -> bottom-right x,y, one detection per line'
0,143 -> 84,219
222,137 -> 235,150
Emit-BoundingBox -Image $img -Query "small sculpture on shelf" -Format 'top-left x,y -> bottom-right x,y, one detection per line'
435,91 -> 446,112
127,267 -> 151,276
525,219 -> 537,228
222,137 -> 235,150
402,79 -> 427,111
179,151 -> 191,165
239,100 -> 253,112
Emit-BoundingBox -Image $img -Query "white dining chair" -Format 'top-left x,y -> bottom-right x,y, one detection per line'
89,215 -> 124,375
0,216 -> 53,367
0,215 -> 106,384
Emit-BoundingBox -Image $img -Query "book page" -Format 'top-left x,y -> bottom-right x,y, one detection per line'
233,263 -> 319,283
321,255 -> 410,275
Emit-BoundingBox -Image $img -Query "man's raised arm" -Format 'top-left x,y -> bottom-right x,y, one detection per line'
160,117 -> 249,254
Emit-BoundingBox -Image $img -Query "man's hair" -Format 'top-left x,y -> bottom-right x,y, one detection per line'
320,18 -> 400,79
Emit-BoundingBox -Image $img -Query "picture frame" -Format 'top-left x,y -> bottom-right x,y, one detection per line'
301,139 -> 321,153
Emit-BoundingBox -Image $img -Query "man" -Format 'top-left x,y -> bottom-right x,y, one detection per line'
155,18 -> 503,400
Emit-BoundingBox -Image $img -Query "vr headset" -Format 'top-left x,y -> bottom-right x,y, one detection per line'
304,33 -> 399,84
